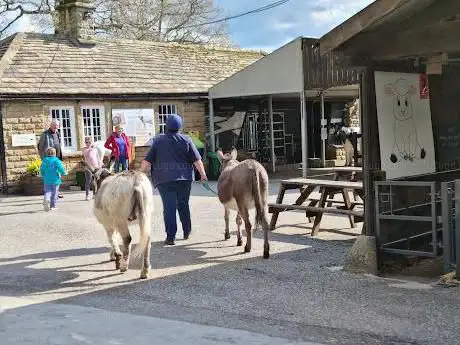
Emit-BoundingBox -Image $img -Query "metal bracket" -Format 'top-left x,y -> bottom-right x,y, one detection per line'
379,192 -> 392,203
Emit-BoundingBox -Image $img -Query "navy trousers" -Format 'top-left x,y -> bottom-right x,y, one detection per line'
157,181 -> 192,241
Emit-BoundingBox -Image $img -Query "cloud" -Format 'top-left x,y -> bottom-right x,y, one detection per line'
217,0 -> 375,51
307,0 -> 374,26
271,20 -> 297,31
244,36 -> 298,54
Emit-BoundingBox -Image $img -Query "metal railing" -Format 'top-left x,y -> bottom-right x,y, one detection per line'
375,181 -> 441,257
440,180 -> 460,276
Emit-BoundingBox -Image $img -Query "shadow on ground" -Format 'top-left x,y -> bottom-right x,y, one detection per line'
1,229 -> 459,345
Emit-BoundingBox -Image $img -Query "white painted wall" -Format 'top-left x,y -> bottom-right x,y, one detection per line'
209,37 -> 304,99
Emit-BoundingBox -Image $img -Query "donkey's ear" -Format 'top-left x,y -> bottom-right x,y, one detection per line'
80,160 -> 95,174
100,169 -> 112,179
384,83 -> 394,95
216,149 -> 224,161
407,84 -> 417,95
230,148 -> 238,160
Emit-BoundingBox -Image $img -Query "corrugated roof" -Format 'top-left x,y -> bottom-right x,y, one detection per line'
0,33 -> 264,95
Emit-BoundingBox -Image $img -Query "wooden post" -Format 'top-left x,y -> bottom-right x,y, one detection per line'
268,95 -> 276,173
209,98 -> 216,152
320,92 -> 326,166
301,91 -> 308,178
360,66 -> 381,237
129,138 -> 136,169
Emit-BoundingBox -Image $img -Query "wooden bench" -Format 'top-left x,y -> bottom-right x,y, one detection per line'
269,178 -> 364,236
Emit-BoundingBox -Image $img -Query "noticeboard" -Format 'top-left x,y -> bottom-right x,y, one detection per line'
111,109 -> 155,146
12,133 -> 37,147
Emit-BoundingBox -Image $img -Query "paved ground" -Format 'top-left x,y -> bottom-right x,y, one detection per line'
0,181 -> 459,345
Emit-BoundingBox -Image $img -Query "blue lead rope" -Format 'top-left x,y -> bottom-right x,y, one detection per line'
201,180 -> 218,195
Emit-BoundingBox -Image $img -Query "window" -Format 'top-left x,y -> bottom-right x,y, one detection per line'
82,106 -> 106,143
50,107 -> 77,152
158,104 -> 177,134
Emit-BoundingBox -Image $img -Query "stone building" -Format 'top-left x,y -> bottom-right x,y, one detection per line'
0,0 -> 263,193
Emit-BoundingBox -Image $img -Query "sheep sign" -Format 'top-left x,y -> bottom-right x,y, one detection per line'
375,71 -> 436,179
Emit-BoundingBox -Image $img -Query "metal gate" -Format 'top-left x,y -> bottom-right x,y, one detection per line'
240,112 -> 258,153
375,181 -> 441,257
441,180 -> 460,275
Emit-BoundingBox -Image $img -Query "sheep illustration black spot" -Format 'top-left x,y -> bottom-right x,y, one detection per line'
421,148 -> 426,159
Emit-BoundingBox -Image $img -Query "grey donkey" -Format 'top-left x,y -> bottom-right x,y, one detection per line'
216,148 -> 270,259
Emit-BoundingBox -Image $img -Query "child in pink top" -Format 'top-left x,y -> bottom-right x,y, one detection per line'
82,137 -> 102,200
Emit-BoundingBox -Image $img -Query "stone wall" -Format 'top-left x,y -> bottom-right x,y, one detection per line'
1,98 -> 206,193
132,146 -> 150,173
2,101 -> 46,192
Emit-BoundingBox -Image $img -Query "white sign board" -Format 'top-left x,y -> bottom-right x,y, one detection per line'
111,109 -> 155,146
12,133 -> 37,147
374,71 -> 436,179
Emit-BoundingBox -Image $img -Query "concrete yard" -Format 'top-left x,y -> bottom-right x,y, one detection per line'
0,181 -> 459,345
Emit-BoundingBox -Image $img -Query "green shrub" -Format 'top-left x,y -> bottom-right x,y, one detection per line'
25,158 -> 41,176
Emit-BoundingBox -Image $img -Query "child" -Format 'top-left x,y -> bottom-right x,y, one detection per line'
40,147 -> 67,211
82,136 -> 102,200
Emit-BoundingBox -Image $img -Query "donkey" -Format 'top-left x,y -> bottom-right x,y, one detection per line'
216,148 -> 270,259
82,162 -> 154,279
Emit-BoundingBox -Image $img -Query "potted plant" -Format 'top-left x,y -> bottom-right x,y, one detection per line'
22,158 -> 43,196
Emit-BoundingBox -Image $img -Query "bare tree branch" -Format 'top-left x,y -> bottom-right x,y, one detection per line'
0,0 -> 234,46
1,0 -> 53,36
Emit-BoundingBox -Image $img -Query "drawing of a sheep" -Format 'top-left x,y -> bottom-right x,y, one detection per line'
384,78 -> 426,163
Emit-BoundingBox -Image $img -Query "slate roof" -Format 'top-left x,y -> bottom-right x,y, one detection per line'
0,32 -> 264,96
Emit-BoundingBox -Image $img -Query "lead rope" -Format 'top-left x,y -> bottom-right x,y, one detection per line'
201,180 -> 219,195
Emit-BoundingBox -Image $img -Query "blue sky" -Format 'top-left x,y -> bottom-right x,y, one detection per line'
7,0 -> 375,52
216,0 -> 374,51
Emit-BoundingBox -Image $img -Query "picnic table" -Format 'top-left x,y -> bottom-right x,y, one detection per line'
309,167 -> 363,206
309,167 -> 362,182
268,178 -> 364,236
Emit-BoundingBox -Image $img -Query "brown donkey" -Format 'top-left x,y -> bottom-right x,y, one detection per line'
216,148 -> 270,258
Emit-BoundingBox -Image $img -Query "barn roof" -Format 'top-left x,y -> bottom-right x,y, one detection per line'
318,0 -> 450,60
0,32 -> 264,96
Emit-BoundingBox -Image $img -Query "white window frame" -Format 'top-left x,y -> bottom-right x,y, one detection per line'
49,106 -> 78,153
158,104 -> 178,134
81,105 -> 107,145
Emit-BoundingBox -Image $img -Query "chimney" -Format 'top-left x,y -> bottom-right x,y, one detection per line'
55,0 -> 95,41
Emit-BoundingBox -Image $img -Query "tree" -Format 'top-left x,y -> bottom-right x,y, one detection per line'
0,1 -> 53,37
100,0 -> 232,46
0,0 -> 233,46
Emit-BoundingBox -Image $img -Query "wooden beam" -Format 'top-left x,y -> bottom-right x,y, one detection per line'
372,19 -> 460,60
319,0 -> 413,55
329,0 -> 460,59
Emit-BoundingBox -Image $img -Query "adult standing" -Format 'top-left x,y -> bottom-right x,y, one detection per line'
104,125 -> 131,172
38,119 -> 64,198
141,114 -> 207,245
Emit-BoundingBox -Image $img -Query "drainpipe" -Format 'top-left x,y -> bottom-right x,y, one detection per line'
0,101 -> 8,194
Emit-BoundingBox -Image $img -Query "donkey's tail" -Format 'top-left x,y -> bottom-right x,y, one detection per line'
252,170 -> 268,230
132,182 -> 151,259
